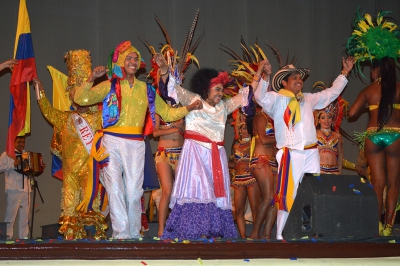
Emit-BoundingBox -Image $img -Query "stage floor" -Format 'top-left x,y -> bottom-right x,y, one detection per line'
0,233 -> 400,260
0,223 -> 399,261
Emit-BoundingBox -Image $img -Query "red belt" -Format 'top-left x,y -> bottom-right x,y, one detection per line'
184,131 -> 225,197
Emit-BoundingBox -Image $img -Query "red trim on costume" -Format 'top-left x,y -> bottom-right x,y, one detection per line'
184,131 -> 225,197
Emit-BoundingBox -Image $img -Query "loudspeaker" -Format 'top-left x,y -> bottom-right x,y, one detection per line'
283,174 -> 378,239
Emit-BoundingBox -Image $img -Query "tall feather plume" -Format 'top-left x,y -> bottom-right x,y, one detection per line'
189,29 -> 205,54
154,14 -> 172,46
138,35 -> 156,55
178,9 -> 200,74
266,40 -> 284,69
219,44 -> 243,61
266,40 -> 298,68
240,36 -> 253,63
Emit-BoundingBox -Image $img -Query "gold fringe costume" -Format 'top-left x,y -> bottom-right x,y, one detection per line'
38,93 -> 107,239
38,50 -> 107,240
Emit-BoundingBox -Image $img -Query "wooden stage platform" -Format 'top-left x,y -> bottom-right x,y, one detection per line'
0,237 -> 399,260
1,222 -> 399,260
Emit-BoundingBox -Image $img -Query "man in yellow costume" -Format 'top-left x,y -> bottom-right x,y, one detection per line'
73,41 -> 202,239
33,50 -> 107,240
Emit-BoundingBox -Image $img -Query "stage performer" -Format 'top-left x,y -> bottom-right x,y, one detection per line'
253,57 -> 354,240
159,60 -> 256,239
246,60 -> 279,240
347,10 -> 400,236
314,101 -> 344,174
73,41 -> 202,239
0,59 -> 18,72
230,111 -> 260,238
34,50 -> 107,240
0,136 -> 30,239
221,40 -> 278,239
143,11 -> 201,236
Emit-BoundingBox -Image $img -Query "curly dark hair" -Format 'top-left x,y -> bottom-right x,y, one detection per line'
189,68 -> 219,100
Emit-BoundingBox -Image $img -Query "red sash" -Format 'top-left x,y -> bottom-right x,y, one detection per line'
184,131 -> 225,197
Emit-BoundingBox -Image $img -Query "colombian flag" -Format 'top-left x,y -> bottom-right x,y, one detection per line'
7,0 -> 37,157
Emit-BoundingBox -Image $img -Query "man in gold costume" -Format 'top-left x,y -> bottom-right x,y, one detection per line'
33,50 -> 107,240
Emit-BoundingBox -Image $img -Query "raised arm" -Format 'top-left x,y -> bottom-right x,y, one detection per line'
223,86 -> 249,115
167,74 -> 199,106
251,59 -> 271,92
33,78 -> 68,129
154,53 -> 198,105
74,66 -> 110,106
310,57 -> 354,110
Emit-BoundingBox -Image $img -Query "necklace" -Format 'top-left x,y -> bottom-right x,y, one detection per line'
321,128 -> 332,139
238,137 -> 251,144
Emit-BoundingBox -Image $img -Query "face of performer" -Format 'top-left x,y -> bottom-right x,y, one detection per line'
69,90 -> 89,114
319,113 -> 333,130
281,72 -> 303,95
14,137 -> 25,153
206,84 -> 223,107
239,124 -> 250,139
74,104 -> 90,114
370,67 -> 380,81
124,52 -> 139,77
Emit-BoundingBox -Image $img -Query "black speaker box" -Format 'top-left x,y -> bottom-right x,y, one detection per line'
283,174 -> 378,239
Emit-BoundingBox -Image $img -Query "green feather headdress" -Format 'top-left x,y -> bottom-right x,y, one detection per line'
346,7 -> 400,77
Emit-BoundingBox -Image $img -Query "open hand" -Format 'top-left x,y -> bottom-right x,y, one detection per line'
153,53 -> 168,73
342,56 -> 355,72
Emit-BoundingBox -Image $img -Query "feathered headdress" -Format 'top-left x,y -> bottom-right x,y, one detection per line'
313,81 -> 348,131
140,9 -> 203,87
221,38 -> 298,96
231,109 -> 247,140
220,37 -> 267,96
346,7 -> 400,76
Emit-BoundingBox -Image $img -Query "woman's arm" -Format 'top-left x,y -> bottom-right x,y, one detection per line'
152,114 -> 182,138
223,86 -> 250,115
74,66 -> 110,106
228,143 -> 239,169
33,78 -> 67,129
167,74 -> 199,106
348,89 -> 368,121
251,59 -> 271,92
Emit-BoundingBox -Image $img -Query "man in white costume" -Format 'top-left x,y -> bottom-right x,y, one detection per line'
253,57 -> 354,240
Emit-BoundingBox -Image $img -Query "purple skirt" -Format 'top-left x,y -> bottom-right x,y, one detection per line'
162,202 -> 238,240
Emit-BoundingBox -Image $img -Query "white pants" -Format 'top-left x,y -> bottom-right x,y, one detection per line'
101,134 -> 145,239
275,148 -> 320,239
4,189 -> 31,239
